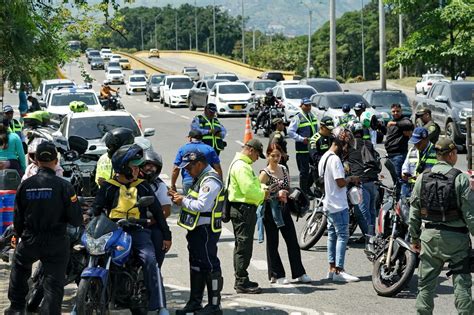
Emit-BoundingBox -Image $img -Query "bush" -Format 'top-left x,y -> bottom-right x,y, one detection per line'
336,75 -> 345,83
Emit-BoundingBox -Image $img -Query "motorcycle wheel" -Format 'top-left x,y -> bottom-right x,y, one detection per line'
372,247 -> 417,297
76,278 -> 108,315
298,211 -> 328,250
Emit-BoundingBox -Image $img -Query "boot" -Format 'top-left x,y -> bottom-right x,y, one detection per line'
175,271 -> 206,315
196,271 -> 223,315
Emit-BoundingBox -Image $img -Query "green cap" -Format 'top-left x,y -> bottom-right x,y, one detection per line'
245,139 -> 265,158
434,137 -> 463,154
416,107 -> 431,116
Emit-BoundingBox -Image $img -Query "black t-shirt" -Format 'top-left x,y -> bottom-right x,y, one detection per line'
384,117 -> 413,155
348,138 -> 379,182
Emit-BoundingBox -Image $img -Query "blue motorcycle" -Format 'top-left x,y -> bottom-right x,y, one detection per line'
75,197 -> 154,315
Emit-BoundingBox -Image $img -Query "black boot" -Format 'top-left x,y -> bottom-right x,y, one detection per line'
196,271 -> 223,315
176,271 -> 206,315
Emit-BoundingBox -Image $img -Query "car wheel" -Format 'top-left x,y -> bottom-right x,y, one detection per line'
445,121 -> 461,145
189,99 -> 196,111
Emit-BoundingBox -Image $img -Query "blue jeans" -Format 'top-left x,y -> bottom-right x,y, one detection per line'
388,153 -> 406,181
359,181 -> 378,235
327,209 -> 349,269
353,205 -> 368,236
269,199 -> 285,228
256,205 -> 265,243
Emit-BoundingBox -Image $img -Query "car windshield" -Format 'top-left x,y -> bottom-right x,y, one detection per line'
134,70 -> 146,75
326,95 -> 366,109
267,73 -> 284,80
451,84 -> 474,102
68,116 -> 141,140
216,74 -> 238,82
167,78 -> 191,86
171,81 -> 193,89
102,50 -> 111,53
208,80 -> 226,88
91,58 -> 103,62
119,59 -> 129,63
253,81 -> 277,91
89,51 -> 100,56
108,63 -> 120,67
306,81 -> 342,92
130,76 -> 146,83
285,87 -> 316,99
427,75 -> 444,80
109,70 -> 122,74
371,93 -> 410,108
45,82 -> 74,94
51,92 -> 98,106
218,85 -> 249,94
151,76 -> 164,84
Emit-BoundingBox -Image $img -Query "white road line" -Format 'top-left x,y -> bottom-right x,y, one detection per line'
180,115 -> 190,120
137,113 -> 150,118
235,140 -> 244,146
153,105 -> 160,109
166,110 -> 177,115
161,174 -> 169,179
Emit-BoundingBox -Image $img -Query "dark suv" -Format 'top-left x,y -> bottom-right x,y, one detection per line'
362,89 -> 412,120
146,74 -> 166,102
413,81 -> 473,144
299,78 -> 342,93
258,71 -> 285,82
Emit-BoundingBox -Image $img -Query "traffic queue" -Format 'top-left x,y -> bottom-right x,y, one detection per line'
0,73 -> 473,315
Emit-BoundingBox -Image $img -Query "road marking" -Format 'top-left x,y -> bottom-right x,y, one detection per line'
235,140 -> 244,146
137,113 -> 150,118
153,105 -> 160,109
234,297 -> 321,315
180,115 -> 190,120
166,110 -> 177,115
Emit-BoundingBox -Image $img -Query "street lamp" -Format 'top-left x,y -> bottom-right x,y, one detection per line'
195,0 -> 198,51
301,1 -> 313,78
213,0 -> 217,54
154,14 -> 160,50
329,0 -> 336,79
241,0 -> 245,63
361,0 -> 366,79
175,12 -> 178,50
140,18 -> 144,51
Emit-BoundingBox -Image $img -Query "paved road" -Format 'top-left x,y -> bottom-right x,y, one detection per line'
0,58 -> 470,314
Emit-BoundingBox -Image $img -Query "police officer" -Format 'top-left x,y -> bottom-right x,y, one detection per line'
268,117 -> 288,168
191,103 -> 227,156
353,102 -> 366,121
169,150 -> 224,315
415,108 -> 441,144
309,116 -> 334,195
336,104 -> 356,127
409,137 -> 474,315
94,144 -> 171,314
288,98 -> 318,197
95,127 -> 134,186
6,141 -> 82,315
3,105 -> 23,140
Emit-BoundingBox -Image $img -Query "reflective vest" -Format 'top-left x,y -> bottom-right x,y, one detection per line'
407,143 -> 438,183
337,114 -> 355,127
178,170 -> 224,233
106,178 -> 144,219
95,154 -> 113,185
295,112 -> 317,153
8,119 -> 23,134
197,115 -> 225,151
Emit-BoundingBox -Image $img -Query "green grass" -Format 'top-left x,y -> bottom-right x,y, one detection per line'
389,77 -> 419,89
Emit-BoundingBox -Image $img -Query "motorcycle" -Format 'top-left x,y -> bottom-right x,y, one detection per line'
26,197 -> 93,312
75,196 -> 155,315
253,100 -> 285,137
365,159 -> 418,297
100,90 -> 124,111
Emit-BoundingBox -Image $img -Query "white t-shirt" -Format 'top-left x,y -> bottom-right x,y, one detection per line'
318,151 -> 348,213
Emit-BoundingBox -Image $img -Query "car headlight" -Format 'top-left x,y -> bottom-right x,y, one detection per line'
247,98 -> 254,103
459,109 -> 472,119
84,231 -> 113,255
218,97 -> 226,102
152,87 -> 159,92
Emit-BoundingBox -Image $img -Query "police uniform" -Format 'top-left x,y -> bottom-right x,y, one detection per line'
191,105 -> 227,156
95,153 -> 113,185
336,113 -> 356,127
409,138 -> 474,315
415,108 -> 441,144
309,116 -> 334,191
7,142 -> 82,315
288,106 -> 318,196
176,151 -> 224,315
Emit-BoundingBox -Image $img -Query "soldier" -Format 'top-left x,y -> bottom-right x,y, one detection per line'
415,108 -> 441,144
409,138 -> 474,315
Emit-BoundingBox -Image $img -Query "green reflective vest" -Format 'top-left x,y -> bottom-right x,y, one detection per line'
407,143 -> 438,183
197,115 -> 225,151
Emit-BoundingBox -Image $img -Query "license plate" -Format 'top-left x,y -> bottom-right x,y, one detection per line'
137,88 -> 143,91
234,105 -> 242,110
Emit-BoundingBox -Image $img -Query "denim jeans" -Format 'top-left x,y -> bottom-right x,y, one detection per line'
256,205 -> 265,243
327,209 -> 349,269
353,205 -> 368,236
359,181 -> 378,235
268,199 -> 285,228
388,153 -> 406,181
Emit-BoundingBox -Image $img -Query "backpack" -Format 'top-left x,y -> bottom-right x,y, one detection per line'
360,141 -> 382,175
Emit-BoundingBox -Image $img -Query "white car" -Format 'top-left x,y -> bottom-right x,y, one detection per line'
272,84 -> 317,121
276,80 -> 300,86
110,54 -> 121,63
100,48 -> 112,60
37,79 -> 75,101
166,80 -> 194,108
159,75 -> 192,107
126,75 -> 147,95
105,69 -> 125,85
46,87 -> 103,124
207,82 -> 255,116
415,74 -> 445,95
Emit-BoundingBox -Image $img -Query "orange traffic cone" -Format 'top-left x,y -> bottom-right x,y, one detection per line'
243,114 -> 253,143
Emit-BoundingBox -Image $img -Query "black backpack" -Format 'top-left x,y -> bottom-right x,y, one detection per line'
360,141 -> 382,175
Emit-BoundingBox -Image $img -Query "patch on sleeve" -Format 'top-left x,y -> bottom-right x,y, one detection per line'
71,194 -> 78,203
202,186 -> 210,193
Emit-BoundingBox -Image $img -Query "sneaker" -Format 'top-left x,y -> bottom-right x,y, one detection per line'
269,277 -> 276,283
275,277 -> 289,285
326,271 -> 334,280
247,280 -> 259,288
333,271 -> 360,283
234,283 -> 262,294
296,274 -> 312,283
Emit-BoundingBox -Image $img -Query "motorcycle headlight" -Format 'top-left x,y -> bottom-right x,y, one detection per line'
84,232 -> 113,255
459,109 -> 472,119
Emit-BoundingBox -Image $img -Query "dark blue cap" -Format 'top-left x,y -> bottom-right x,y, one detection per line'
206,103 -> 218,113
178,150 -> 206,168
300,98 -> 312,106
409,127 -> 429,144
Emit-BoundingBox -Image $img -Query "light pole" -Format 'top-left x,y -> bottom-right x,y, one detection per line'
379,0 -> 387,90
194,0 -> 198,51
301,2 -> 312,78
175,12 -> 178,50
329,0 -> 336,79
361,0 -> 366,79
399,0 -> 403,79
154,14 -> 160,49
140,18 -> 144,51
213,0 -> 217,54
241,0 -> 245,63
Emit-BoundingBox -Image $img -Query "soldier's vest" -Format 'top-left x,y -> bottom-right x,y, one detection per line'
178,170 -> 224,233
197,115 -> 225,151
295,112 -> 317,153
420,168 -> 462,222
407,143 -> 438,183
106,179 -> 144,219
337,114 -> 355,127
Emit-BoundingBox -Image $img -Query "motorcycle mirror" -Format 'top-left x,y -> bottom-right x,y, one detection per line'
384,159 -> 398,186
63,150 -> 79,162
136,196 -> 155,208
68,136 -> 88,155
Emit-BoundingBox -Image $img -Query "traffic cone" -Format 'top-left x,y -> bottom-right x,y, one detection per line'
243,114 -> 253,143
138,119 -> 143,130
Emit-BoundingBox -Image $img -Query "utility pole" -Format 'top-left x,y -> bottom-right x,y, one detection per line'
195,0 -> 198,51
175,12 -> 178,50
252,28 -> 255,50
329,0 -> 336,79
241,0 -> 245,63
207,37 -> 210,54
140,18 -> 144,51
213,0 -> 217,54
189,33 -> 192,50
398,0 -> 404,79
303,5 -> 312,78
361,0 -> 366,79
379,0 -> 387,90
154,14 -> 160,49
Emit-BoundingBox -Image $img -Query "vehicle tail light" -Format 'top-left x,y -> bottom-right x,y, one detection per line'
427,82 -> 432,86
377,210 -> 383,234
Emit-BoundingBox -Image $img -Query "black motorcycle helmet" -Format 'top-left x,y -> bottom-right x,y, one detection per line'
140,150 -> 163,182
103,127 -> 135,158
265,87 -> 273,97
111,144 -> 144,180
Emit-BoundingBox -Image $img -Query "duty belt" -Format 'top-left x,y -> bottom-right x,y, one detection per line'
425,223 -> 468,234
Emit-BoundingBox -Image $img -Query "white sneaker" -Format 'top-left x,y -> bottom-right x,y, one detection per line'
275,277 -> 290,285
269,277 -> 276,283
326,271 -> 334,280
296,274 -> 312,283
333,271 -> 360,283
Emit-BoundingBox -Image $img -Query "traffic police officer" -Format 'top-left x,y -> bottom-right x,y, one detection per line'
169,150 -> 224,315
191,103 -> 227,156
409,137 -> 474,315
6,141 -> 82,315
415,107 -> 441,144
268,117 -> 288,168
336,104 -> 356,127
3,105 -> 23,140
288,98 -> 318,197
309,116 -> 334,194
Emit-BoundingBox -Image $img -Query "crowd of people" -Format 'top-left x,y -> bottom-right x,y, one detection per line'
2,94 -> 473,315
